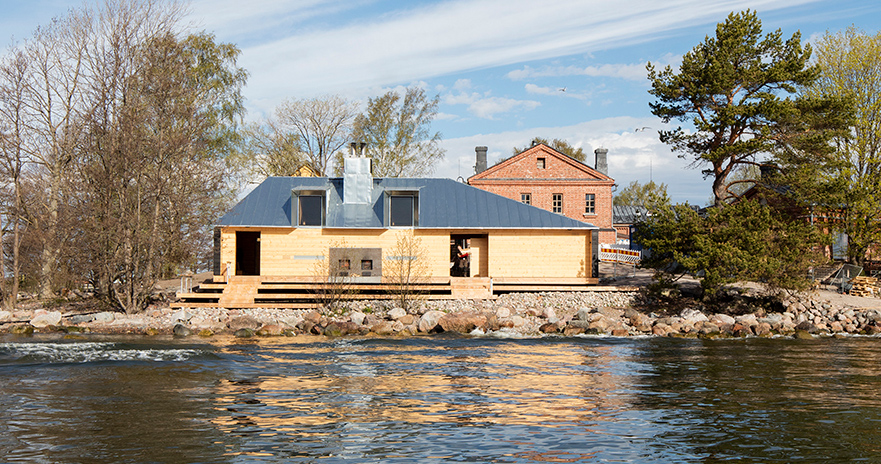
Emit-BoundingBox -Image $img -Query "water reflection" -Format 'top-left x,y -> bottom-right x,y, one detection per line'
3,335 -> 881,462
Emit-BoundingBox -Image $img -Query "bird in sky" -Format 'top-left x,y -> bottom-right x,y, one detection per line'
635,127 -> 650,132
558,87 -> 566,92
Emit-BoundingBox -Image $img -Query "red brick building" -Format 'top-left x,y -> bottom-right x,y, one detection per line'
467,143 -> 617,244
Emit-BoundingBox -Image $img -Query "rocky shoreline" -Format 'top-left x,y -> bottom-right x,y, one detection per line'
3,287 -> 881,339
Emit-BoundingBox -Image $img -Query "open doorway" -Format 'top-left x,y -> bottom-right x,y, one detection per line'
450,236 -> 471,277
236,231 -> 260,276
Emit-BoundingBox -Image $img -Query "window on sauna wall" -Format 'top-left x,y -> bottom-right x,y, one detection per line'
298,195 -> 325,226
390,195 -> 417,227
521,193 -> 531,205
552,193 -> 563,213
536,157 -> 546,169
584,193 -> 595,215
361,260 -> 373,270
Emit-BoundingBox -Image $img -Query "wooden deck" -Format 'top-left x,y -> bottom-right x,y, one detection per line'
171,275 -> 633,309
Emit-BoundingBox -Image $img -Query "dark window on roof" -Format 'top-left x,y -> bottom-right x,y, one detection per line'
390,195 -> 416,227
298,195 -> 324,226
537,157 -> 546,169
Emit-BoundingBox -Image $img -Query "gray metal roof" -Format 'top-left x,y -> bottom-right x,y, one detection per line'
613,205 -> 649,224
219,177 -> 597,230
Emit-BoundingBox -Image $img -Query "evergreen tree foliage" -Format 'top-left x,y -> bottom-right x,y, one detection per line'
635,197 -> 828,298
647,10 -> 849,206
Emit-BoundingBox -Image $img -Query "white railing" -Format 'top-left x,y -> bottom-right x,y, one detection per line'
600,244 -> 641,264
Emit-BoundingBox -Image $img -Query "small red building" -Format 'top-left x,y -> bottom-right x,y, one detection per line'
467,143 -> 616,244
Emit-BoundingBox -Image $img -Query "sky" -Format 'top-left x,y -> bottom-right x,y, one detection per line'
2,0 -> 880,205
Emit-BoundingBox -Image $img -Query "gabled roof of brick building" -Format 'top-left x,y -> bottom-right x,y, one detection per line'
467,143 -> 614,183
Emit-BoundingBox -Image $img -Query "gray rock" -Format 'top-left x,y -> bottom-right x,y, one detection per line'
680,308 -> 708,323
281,316 -> 304,328
388,307 -> 407,320
234,328 -> 255,338
418,310 -> 446,333
543,307 -> 556,320
596,307 -> 624,319
94,312 -> 116,323
228,315 -> 260,331
349,311 -> 366,326
575,307 -> 594,321
171,310 -> 193,322
67,314 -> 95,324
0,310 -> 11,322
172,324 -> 191,336
735,314 -> 758,326
795,321 -> 819,333
30,311 -> 62,328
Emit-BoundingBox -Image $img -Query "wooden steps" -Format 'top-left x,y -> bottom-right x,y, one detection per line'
173,275 -> 631,308
451,277 -> 493,299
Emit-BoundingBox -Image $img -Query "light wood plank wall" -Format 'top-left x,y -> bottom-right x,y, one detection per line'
219,227 -> 592,279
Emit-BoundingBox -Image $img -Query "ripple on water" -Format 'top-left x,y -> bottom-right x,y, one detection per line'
0,341 -> 211,364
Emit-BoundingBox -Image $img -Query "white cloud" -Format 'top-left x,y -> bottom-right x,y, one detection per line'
524,83 -> 590,100
454,79 -> 473,91
468,97 -> 541,119
444,90 -> 540,119
509,54 -> 681,82
226,0 -> 815,107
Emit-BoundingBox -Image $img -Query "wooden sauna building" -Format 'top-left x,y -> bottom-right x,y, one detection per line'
175,157 -> 600,308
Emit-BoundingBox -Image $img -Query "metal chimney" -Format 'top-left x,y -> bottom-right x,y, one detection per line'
594,147 -> 608,175
344,142 -> 371,204
475,146 -> 488,174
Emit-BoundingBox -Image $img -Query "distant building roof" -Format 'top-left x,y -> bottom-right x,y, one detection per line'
219,177 -> 598,230
613,205 -> 649,224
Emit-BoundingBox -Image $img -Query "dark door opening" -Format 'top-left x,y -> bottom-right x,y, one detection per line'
236,231 -> 260,276
450,235 -> 471,277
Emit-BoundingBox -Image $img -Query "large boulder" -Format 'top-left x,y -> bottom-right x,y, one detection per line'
349,311 -> 367,326
596,307 -> 624,319
680,308 -> 708,324
30,311 -> 62,328
172,324 -> 191,336
418,310 -> 446,333
388,308 -> 407,320
94,312 -> 116,324
438,312 -> 487,333
171,310 -> 193,323
228,315 -> 260,331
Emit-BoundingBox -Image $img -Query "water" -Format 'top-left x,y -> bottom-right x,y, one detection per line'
2,333 -> 881,463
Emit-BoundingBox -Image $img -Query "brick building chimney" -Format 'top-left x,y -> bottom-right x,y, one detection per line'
594,147 -> 608,176
475,146 -> 488,174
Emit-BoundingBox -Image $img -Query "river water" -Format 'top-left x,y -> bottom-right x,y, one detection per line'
1,333 -> 880,463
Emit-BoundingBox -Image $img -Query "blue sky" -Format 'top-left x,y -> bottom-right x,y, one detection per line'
2,0 -> 880,204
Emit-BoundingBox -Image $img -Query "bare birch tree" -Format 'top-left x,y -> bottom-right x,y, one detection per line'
274,95 -> 358,176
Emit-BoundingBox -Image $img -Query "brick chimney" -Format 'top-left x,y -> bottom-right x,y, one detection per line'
474,146 -> 488,174
594,147 -> 608,176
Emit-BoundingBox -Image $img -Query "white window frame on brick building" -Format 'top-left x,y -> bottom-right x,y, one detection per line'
521,193 -> 531,205
584,193 -> 595,215
552,193 -> 563,213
